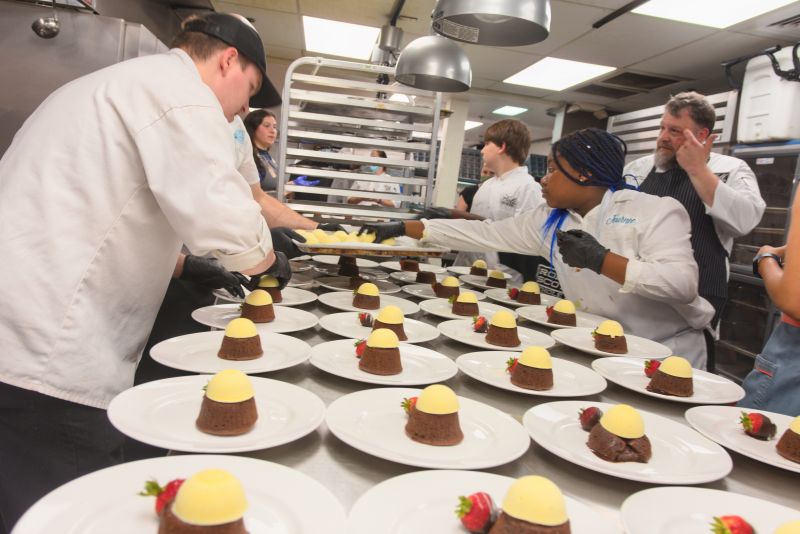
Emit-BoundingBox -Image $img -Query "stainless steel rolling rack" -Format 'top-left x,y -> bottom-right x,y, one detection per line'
275,57 -> 443,224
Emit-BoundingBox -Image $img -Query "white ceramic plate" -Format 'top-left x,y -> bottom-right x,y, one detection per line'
348,470 -> 620,534
309,339 -> 458,386
290,261 -> 313,272
107,375 -> 325,453
483,287 -> 559,308
313,254 -> 379,267
379,260 -> 447,274
438,319 -> 555,351
446,265 -> 472,275
621,486 -> 800,534
418,298 -> 515,321
459,274 -> 511,290
315,276 -> 401,294
684,405 -> 800,474
592,357 -> 745,404
191,304 -> 318,334
13,455 -> 347,534
325,387 -> 529,469
149,331 -> 311,374
212,286 -> 317,306
523,400 -> 732,484
456,351 -> 607,397
551,327 -> 672,359
290,254 -> 311,261
318,312 -> 440,343
318,291 -> 419,315
401,284 -> 487,301
389,271 -> 447,284
517,305 -> 610,330
287,272 -> 314,288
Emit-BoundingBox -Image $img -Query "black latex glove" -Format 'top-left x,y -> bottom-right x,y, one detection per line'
180,255 -> 247,298
317,222 -> 347,232
356,221 -> 406,243
556,229 -> 609,274
416,206 -> 452,220
246,251 -> 292,291
270,227 -> 305,259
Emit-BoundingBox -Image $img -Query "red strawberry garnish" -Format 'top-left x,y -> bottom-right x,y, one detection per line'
506,357 -> 519,374
545,305 -> 554,318
578,407 -> 603,432
740,412 -> 777,440
644,359 -> 661,378
139,478 -> 184,516
472,315 -> 488,333
358,312 -> 373,327
401,396 -> 417,414
354,339 -> 367,358
456,492 -> 497,533
507,288 -> 520,300
711,515 -> 754,534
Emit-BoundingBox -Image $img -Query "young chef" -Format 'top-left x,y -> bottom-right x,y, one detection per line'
360,128 -> 714,367
0,13 -> 287,530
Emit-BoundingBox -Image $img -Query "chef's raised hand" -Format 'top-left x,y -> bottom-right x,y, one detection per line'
356,221 -> 406,243
270,227 -> 305,259
556,229 -> 609,274
247,251 -> 292,291
676,129 -> 718,175
180,255 -> 248,298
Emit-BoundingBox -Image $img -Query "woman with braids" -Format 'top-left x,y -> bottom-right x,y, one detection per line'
359,128 -> 715,368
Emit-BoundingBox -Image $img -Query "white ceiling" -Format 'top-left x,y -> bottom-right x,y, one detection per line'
214,0 -> 800,144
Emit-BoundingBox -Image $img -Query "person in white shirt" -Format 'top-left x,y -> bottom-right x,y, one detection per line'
624,91 -> 766,329
359,128 -> 714,368
347,150 -> 402,208
0,13 -> 286,529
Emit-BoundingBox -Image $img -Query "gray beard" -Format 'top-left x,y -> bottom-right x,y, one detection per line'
653,148 -> 676,169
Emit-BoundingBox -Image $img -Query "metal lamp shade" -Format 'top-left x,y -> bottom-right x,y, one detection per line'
432,0 -> 551,46
395,35 -> 472,92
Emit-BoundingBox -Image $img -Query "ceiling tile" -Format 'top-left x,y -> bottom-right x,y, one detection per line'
462,45 -> 544,83
213,0 -> 298,14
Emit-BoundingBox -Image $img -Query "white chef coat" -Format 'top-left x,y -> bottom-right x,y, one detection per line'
231,115 -> 260,186
0,49 -> 272,408
625,153 -> 766,256
470,166 -> 542,221
422,190 -> 715,368
349,173 -> 402,207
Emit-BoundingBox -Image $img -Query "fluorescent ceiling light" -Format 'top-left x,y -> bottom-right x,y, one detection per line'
633,0 -> 797,28
504,57 -> 615,91
302,16 -> 380,60
464,120 -> 483,131
492,106 -> 527,116
389,93 -> 410,103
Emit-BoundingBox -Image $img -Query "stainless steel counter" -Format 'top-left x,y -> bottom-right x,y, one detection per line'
223,269 -> 799,529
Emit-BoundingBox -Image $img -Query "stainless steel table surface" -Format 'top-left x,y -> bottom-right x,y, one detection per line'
213,269 -> 799,529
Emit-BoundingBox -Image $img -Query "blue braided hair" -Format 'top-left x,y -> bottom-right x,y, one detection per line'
542,128 -> 638,266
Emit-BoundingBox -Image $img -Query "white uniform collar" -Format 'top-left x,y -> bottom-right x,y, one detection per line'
169,48 -> 203,82
495,166 -> 527,180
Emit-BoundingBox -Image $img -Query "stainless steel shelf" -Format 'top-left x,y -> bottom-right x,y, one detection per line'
286,128 -> 428,152
290,89 -> 434,117
286,166 -> 428,186
288,110 -> 431,133
286,148 -> 429,170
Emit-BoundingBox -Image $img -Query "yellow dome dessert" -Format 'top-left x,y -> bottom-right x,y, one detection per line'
257,275 -> 279,288
359,232 -> 377,243
311,228 -> 333,243
472,259 -> 487,269
333,230 -> 348,242
416,384 -> 459,415
456,292 -> 478,304
791,416 -> 800,434
205,369 -> 255,403
171,469 -> 248,527
553,300 -> 576,314
775,520 -> 800,534
519,347 -> 552,369
488,270 -> 505,280
244,289 -> 273,307
595,320 -> 623,337
520,281 -> 540,293
441,276 -> 460,287
366,328 -> 399,349
224,318 -> 258,339
490,310 -> 516,329
659,356 -> 693,378
344,232 -> 361,243
381,237 -> 396,246
356,282 -> 379,296
500,476 -> 568,527
600,404 -> 644,439
303,233 -> 319,244
376,305 -> 404,325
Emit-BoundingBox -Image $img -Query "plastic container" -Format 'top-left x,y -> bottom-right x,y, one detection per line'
737,46 -> 800,143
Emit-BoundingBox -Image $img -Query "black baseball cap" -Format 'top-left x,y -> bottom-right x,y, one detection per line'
182,12 -> 281,108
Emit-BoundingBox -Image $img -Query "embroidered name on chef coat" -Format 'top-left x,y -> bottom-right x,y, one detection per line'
233,129 -> 245,144
605,214 -> 637,225
501,195 -> 518,208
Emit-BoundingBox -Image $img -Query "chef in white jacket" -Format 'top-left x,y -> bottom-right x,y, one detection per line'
359,128 -> 714,367
0,13 -> 287,529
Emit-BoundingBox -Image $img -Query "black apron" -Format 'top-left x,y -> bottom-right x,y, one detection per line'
640,166 -> 727,325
